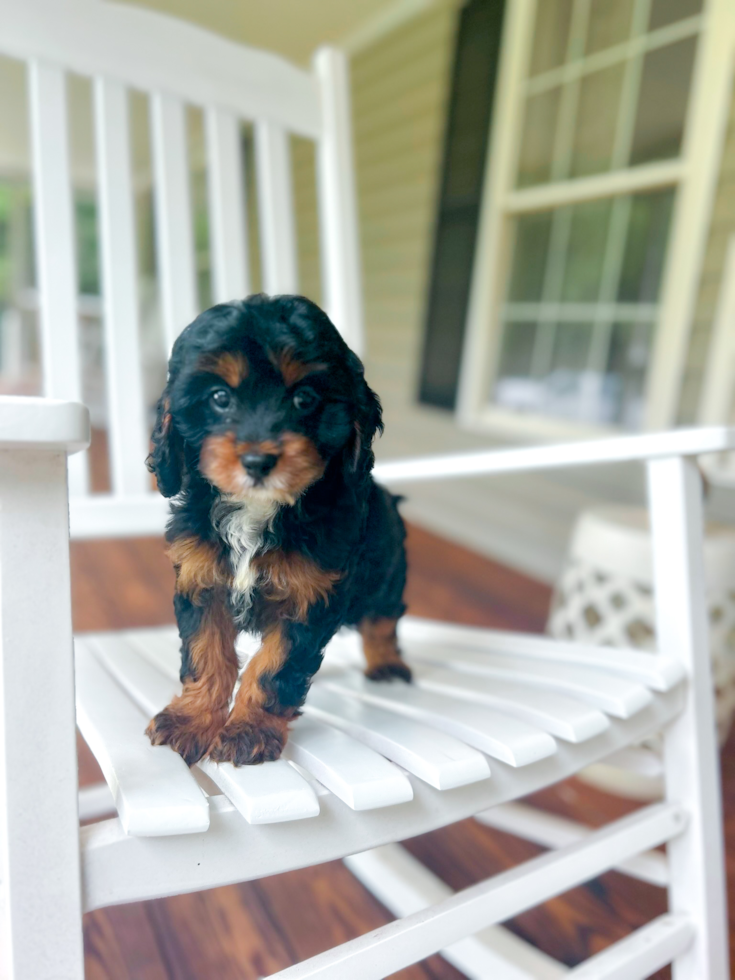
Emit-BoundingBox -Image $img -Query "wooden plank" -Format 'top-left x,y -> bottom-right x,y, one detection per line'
285,716 -> 413,811
205,105 -> 250,303
345,844 -> 567,980
566,914 -> 694,979
475,803 -> 668,888
305,686 -> 491,790
402,524 -> 553,633
150,91 -> 197,351
267,803 -> 687,980
320,671 -> 560,762
408,653 -> 653,719
27,60 -> 88,496
313,48 -> 364,353
255,120 -> 298,294
93,76 -> 149,496
75,638 -> 210,836
398,617 -> 685,692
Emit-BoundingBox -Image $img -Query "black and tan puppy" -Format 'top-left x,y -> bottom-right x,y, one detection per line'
146,294 -> 410,766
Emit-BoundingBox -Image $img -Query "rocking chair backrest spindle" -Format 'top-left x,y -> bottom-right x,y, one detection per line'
0,0 -> 362,537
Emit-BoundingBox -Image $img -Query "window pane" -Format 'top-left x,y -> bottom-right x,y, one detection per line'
570,62 -> 625,177
649,0 -> 703,31
561,199 -> 612,302
550,321 -> 591,372
545,321 -> 593,419
508,212 -> 553,302
496,321 -> 538,380
617,189 -> 674,302
586,0 -> 634,55
494,321 -> 543,413
630,38 -> 697,165
517,87 -> 562,188
529,0 -> 574,76
604,321 -> 653,427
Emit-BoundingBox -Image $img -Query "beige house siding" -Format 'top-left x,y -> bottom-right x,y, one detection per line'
677,80 -> 735,425
349,3 -> 458,414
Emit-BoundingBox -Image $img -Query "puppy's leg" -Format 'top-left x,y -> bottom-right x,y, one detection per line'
146,589 -> 238,765
209,626 -> 291,765
210,620 -> 329,765
360,616 -> 412,682
353,486 -> 411,681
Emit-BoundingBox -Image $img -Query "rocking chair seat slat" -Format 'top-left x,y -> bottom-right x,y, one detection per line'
320,672 -> 565,762
75,616 -> 685,840
324,668 -> 608,744
123,627 -> 185,678
303,686 -> 492,789
411,666 -> 631,734
198,758 -> 321,825
285,717 -> 414,811
398,617 -> 685,692
74,639 -> 209,837
407,649 -> 653,718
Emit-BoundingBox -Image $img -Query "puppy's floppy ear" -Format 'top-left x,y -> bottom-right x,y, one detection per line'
344,351 -> 383,480
147,390 -> 185,497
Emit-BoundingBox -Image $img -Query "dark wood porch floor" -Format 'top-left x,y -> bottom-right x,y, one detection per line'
72,524 -> 735,980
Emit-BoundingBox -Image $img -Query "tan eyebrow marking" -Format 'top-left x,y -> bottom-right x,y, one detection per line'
198,352 -> 248,387
269,347 -> 327,387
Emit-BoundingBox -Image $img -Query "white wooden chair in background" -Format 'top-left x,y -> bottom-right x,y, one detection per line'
0,1 -> 731,978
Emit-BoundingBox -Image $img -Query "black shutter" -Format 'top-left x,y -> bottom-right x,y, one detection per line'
418,0 -> 506,409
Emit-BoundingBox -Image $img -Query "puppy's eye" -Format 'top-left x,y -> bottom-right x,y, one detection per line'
293,387 -> 320,413
210,388 -> 232,411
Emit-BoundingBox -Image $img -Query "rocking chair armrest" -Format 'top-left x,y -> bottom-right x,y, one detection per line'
0,396 -> 90,454
373,426 -> 735,485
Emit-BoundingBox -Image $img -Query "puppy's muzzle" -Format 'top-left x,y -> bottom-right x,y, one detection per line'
241,451 -> 279,480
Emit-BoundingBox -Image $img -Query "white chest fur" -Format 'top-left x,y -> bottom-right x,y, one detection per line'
217,499 -> 279,608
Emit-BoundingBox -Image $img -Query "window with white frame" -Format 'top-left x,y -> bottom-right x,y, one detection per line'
482,0 -> 705,430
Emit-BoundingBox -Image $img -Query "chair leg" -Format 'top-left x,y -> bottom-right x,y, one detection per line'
648,456 -> 729,979
0,451 -> 84,980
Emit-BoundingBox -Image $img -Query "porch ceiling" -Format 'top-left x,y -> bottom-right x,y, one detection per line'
111,0 -> 402,64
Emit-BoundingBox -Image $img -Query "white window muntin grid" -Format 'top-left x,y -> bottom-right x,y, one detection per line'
525,10 -> 702,101
493,0 -> 700,417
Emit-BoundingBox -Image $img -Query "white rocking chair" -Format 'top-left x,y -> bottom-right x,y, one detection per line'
0,2 -> 730,977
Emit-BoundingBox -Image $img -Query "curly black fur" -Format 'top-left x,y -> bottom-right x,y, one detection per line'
148,294 -> 408,759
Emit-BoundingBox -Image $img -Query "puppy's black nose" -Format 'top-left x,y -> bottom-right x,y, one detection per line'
241,452 -> 279,479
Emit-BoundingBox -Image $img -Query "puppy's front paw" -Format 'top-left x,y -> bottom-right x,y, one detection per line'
209,714 -> 288,766
146,707 -> 226,766
365,660 -> 412,682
